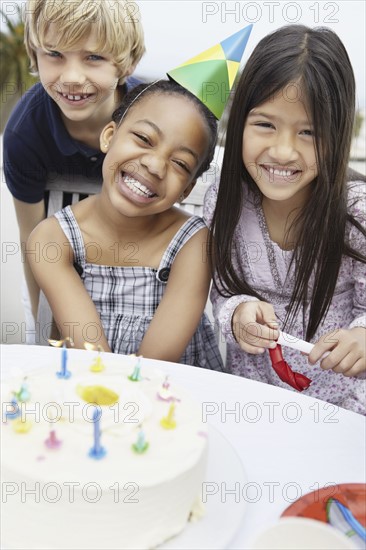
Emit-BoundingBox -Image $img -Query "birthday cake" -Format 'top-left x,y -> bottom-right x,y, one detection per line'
1,347 -> 208,549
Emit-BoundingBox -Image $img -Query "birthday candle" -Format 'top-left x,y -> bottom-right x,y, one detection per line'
128,356 -> 142,382
90,355 -> 105,373
5,398 -> 20,420
56,342 -> 72,379
160,403 -> 177,430
84,343 -> 106,372
61,344 -> 68,374
12,417 -> 32,433
45,407 -> 62,449
157,376 -> 172,401
14,378 -> 30,402
45,429 -> 62,449
88,407 -> 106,460
132,428 -> 149,454
49,338 -> 74,379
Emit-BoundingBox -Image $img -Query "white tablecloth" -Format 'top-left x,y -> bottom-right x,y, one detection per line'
1,344 -> 365,549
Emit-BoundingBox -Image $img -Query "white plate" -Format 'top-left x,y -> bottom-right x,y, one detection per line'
249,517 -> 358,549
161,424 -> 247,550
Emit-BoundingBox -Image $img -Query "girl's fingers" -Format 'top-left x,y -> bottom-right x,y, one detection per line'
237,323 -> 277,347
258,303 -> 279,327
241,322 -> 278,342
232,301 -> 279,353
343,358 -> 366,377
309,342 -> 333,364
324,351 -> 353,373
258,301 -> 276,319
320,348 -> 363,375
238,341 -> 266,354
318,350 -> 336,370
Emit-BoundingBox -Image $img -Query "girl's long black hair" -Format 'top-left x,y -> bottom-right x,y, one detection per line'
209,25 -> 366,340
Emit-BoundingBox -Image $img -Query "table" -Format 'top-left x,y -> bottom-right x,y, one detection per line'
1,344 -> 365,549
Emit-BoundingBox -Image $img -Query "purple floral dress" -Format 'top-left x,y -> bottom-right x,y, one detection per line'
204,180 -> 366,414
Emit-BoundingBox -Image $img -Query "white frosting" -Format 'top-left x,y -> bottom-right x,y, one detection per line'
1,351 -> 208,549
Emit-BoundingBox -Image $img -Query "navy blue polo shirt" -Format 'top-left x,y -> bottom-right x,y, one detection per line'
4,77 -> 141,203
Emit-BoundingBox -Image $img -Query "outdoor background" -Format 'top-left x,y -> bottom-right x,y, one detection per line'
1,0 -> 365,344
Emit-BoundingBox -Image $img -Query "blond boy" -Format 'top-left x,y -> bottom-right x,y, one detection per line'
3,0 -> 145,322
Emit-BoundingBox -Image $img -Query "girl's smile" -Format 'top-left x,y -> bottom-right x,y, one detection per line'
118,172 -> 158,203
260,164 -> 302,183
243,84 -> 318,207
100,93 -> 210,216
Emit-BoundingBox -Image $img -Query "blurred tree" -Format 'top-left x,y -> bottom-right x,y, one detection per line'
353,109 -> 364,139
0,5 -> 38,132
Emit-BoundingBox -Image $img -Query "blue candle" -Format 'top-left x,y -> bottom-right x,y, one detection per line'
128,357 -> 142,382
89,407 -> 106,460
14,378 -> 30,403
18,382 -> 30,402
132,428 -> 149,454
5,398 -> 21,420
56,343 -> 71,379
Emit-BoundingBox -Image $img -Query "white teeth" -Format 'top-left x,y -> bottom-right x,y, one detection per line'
124,176 -> 154,197
62,93 -> 88,101
268,167 -> 296,177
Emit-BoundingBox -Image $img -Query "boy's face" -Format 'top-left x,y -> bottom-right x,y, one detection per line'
99,93 -> 210,217
36,26 -> 120,128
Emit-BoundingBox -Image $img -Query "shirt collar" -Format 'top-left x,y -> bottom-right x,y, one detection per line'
45,92 -> 102,157
45,80 -> 137,157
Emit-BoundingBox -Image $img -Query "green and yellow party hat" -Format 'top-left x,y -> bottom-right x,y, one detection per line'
167,25 -> 253,119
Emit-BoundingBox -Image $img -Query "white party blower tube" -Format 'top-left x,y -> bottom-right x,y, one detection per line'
277,331 -> 330,359
277,331 -> 314,354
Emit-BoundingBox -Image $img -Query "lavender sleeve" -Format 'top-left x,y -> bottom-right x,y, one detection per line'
203,181 -> 260,346
347,182 -> 366,330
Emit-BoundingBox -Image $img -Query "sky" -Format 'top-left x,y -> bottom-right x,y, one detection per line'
135,0 -> 366,110
2,0 -> 365,109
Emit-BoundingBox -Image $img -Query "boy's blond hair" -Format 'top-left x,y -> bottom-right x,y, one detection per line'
24,0 -> 145,83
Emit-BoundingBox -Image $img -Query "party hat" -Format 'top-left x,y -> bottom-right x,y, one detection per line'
167,25 -> 253,119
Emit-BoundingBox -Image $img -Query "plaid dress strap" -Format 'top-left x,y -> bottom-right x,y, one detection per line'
54,206 -> 86,269
156,216 -> 206,283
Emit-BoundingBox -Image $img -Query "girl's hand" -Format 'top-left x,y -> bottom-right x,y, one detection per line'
308,327 -> 366,377
232,300 -> 279,354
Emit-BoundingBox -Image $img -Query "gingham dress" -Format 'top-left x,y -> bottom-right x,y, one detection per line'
55,206 -> 223,371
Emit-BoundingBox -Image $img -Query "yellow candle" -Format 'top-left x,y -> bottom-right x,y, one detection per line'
12,417 -> 32,433
160,403 -> 177,430
90,355 -> 105,373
